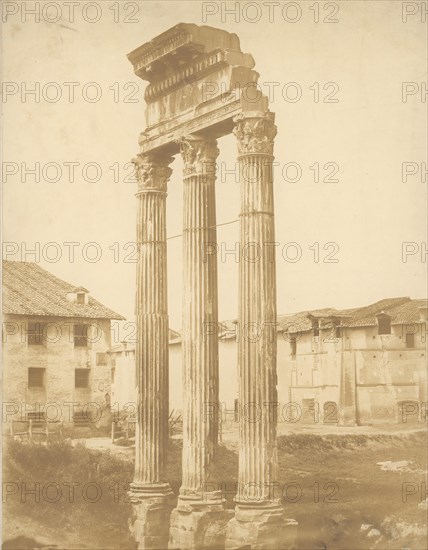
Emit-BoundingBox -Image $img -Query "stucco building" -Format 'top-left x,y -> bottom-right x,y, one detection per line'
276,297 -> 428,426
113,297 -> 427,427
2,260 -> 124,428
214,297 -> 428,426
109,330 -> 181,413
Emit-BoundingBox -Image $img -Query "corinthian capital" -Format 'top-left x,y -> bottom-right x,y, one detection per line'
233,113 -> 277,156
179,136 -> 219,178
133,152 -> 173,192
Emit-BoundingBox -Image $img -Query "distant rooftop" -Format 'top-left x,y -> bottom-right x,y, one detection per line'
78,295 -> 428,352
278,297 -> 427,334
3,261 -> 125,320
171,297 -> 428,343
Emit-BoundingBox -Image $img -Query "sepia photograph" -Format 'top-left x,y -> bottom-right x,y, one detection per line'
1,1 -> 427,549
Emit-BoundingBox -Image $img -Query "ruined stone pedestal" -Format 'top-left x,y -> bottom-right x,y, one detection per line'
225,504 -> 297,550
170,495 -> 233,550
129,490 -> 176,550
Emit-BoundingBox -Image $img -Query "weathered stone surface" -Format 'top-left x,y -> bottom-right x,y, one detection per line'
234,112 -> 278,506
169,134 -> 228,548
224,112 -> 297,549
128,24 -> 245,82
130,494 -> 176,550
180,135 -> 220,483
170,502 -> 233,550
128,23 -> 266,155
130,152 -> 173,495
128,23 -> 294,550
2,313 -> 113,430
226,507 -> 298,550
338,349 -> 357,426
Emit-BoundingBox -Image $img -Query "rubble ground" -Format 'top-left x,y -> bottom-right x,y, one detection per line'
3,427 -> 427,549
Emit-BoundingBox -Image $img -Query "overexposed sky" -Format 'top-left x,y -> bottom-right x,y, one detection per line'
3,0 -> 427,331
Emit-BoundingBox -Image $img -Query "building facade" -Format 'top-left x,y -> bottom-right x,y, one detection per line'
276,297 -> 428,426
2,261 -> 124,428
108,329 -> 182,413
66,293 -> 427,429
168,297 -> 427,426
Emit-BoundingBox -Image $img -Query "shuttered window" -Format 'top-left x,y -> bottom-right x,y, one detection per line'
75,369 -> 90,388
28,368 -> 45,388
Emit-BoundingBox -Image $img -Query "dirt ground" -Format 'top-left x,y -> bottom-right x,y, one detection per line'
3,425 -> 427,550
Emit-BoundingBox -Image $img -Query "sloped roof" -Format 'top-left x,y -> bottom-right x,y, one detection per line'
280,297 -> 427,333
278,308 -> 340,333
164,297 -> 427,343
386,298 -> 427,325
3,261 -> 125,320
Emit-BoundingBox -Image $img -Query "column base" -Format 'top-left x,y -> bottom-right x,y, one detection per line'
225,503 -> 297,550
169,494 -> 232,550
129,485 -> 176,550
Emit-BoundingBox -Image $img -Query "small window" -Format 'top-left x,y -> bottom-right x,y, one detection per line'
377,315 -> 391,335
75,369 -> 90,388
76,293 -> 85,305
27,322 -> 47,346
290,338 -> 297,357
313,324 -> 319,337
74,324 -> 88,347
28,368 -> 45,388
406,333 -> 415,348
96,352 -> 107,366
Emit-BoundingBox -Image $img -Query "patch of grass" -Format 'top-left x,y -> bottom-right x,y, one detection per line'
276,431 -> 428,549
3,439 -> 135,549
3,432 -> 427,549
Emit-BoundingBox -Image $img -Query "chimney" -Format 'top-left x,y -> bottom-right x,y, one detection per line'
418,305 -> 428,322
67,286 -> 90,305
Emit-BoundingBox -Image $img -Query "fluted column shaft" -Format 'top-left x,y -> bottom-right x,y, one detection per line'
234,113 -> 279,507
131,152 -> 173,494
180,136 -> 220,499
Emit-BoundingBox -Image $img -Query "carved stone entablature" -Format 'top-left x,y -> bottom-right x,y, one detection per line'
128,23 -> 244,82
143,49 -> 257,104
128,23 -> 258,137
132,153 -> 173,193
233,112 -> 277,156
179,136 -> 219,178
144,50 -> 226,102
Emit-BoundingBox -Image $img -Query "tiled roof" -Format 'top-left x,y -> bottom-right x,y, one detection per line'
164,298 -> 427,343
3,261 -> 125,320
280,297 -> 427,333
278,308 -> 340,333
386,298 -> 427,325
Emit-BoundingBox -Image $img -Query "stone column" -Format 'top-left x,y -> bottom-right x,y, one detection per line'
169,135 -> 230,550
129,151 -> 175,550
225,113 -> 297,550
